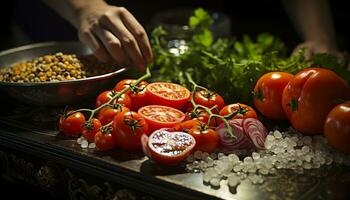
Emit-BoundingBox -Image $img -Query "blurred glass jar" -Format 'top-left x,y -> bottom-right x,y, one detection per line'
149,9 -> 231,55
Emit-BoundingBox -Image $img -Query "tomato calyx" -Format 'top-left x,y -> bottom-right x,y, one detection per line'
287,98 -> 298,111
82,120 -> 94,131
123,113 -> 144,135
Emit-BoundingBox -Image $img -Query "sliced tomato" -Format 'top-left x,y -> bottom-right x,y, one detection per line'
138,105 -> 185,133
147,129 -> 196,165
146,82 -> 191,109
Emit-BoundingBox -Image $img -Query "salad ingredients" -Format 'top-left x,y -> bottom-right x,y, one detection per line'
282,68 -> 350,134
146,82 -> 191,109
218,103 -> 258,125
138,105 -> 185,133
112,111 -> 149,150
95,90 -> 131,108
253,72 -> 293,120
188,124 -> 219,153
324,102 -> 350,154
97,106 -> 129,125
194,90 -> 225,111
94,128 -> 116,151
82,118 -> 102,143
147,129 -> 196,165
59,111 -> 86,137
114,79 -> 149,111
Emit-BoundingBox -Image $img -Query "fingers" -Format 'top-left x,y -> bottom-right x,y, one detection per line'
78,30 -> 111,63
91,25 -> 129,67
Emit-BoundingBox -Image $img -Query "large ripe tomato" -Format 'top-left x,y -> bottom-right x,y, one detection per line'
97,106 -> 129,125
138,105 -> 185,133
147,129 -> 196,165
59,111 -> 86,137
282,68 -> 350,134
82,118 -> 102,142
188,125 -> 219,153
146,82 -> 191,109
194,90 -> 225,112
324,103 -> 350,154
114,79 -> 149,111
95,90 -> 131,109
218,103 -> 258,124
94,129 -> 116,151
112,111 -> 149,150
253,72 -> 293,120
185,108 -> 218,127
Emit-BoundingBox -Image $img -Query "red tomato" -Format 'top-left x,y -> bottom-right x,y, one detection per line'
185,108 -> 218,127
94,129 -> 116,151
174,120 -> 201,132
282,68 -> 350,134
112,111 -> 149,150
181,100 -> 194,113
147,129 -> 196,165
114,79 -> 148,111
138,105 -> 185,133
82,118 -> 102,143
253,72 -> 294,120
59,112 -> 86,137
188,125 -> 219,153
194,90 -> 225,112
219,103 -> 258,124
324,103 -> 350,154
95,90 -> 131,108
97,106 -> 129,125
146,82 -> 191,109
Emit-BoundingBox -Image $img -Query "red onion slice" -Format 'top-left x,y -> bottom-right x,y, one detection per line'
242,118 -> 268,149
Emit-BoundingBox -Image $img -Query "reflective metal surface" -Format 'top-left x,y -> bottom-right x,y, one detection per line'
0,42 -> 127,106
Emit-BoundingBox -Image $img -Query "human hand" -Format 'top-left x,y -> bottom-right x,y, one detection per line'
293,41 -> 342,61
77,3 -> 152,71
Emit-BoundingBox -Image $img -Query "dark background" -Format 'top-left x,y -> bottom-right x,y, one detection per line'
0,0 -> 349,53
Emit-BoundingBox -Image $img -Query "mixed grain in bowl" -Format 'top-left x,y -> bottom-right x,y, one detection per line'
0,52 -> 114,83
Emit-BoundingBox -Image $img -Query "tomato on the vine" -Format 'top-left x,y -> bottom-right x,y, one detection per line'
253,72 -> 293,120
138,105 -> 185,133
82,118 -> 102,142
94,129 -> 116,151
174,120 -> 201,132
219,103 -> 257,124
97,106 -> 129,125
147,129 -> 196,165
114,79 -> 148,111
146,82 -> 191,109
59,111 -> 86,137
185,108 -> 218,127
95,90 -> 131,108
188,124 -> 219,153
112,111 -> 149,150
194,90 -> 225,112
282,68 -> 350,134
324,102 -> 350,154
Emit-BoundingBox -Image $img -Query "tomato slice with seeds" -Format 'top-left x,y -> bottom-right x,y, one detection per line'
147,129 -> 196,165
146,82 -> 190,109
138,105 -> 185,133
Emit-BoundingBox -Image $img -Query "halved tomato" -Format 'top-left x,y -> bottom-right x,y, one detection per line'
146,82 -> 190,109
147,129 -> 196,165
138,105 -> 185,133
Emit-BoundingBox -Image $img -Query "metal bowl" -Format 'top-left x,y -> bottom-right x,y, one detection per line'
0,41 -> 127,106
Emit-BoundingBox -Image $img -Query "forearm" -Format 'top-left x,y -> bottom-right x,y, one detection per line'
42,0 -> 107,28
283,0 -> 337,49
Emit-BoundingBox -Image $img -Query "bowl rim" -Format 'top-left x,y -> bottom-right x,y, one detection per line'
0,41 -> 128,87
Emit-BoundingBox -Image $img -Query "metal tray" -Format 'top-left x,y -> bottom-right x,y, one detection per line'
0,42 -> 126,106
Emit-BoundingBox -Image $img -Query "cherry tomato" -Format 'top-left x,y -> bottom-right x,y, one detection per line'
112,111 -> 149,150
147,129 -> 196,165
97,106 -> 129,125
114,79 -> 149,111
324,103 -> 350,154
253,72 -> 293,120
282,68 -> 350,134
138,105 -> 185,133
95,90 -> 131,108
174,120 -> 201,132
188,125 -> 219,153
194,90 -> 225,112
146,82 -> 191,109
218,103 -> 258,124
59,111 -> 86,137
181,100 -> 194,113
94,129 -> 116,151
82,118 -> 102,143
185,108 -> 219,127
